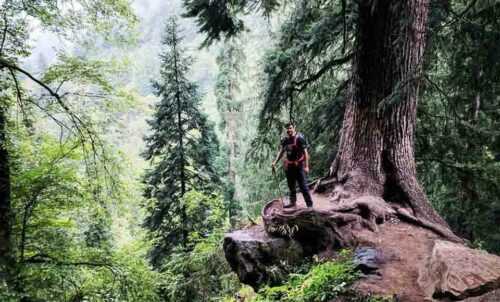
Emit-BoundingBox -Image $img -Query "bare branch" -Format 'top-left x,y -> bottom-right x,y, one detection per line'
23,98 -> 72,132
55,79 -> 67,94
448,0 -> 478,25
8,68 -> 22,105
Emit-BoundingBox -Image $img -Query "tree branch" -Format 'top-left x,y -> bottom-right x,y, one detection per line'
291,53 -> 353,92
0,57 -> 62,101
19,142 -> 81,261
440,0 -> 478,28
0,57 -> 86,130
7,68 -> 32,127
0,57 -> 102,162
0,13 -> 8,56
23,253 -> 116,275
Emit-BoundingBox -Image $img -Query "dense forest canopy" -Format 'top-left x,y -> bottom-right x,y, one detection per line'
0,0 -> 499,301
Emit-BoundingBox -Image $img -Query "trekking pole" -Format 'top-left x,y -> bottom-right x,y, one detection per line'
272,165 -> 285,206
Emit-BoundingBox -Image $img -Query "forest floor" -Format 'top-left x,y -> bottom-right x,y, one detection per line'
266,191 -> 432,300
258,190 -> 500,301
273,191 -> 332,211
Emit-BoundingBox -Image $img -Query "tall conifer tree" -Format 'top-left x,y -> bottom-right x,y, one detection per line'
142,17 -> 219,268
215,39 -> 245,225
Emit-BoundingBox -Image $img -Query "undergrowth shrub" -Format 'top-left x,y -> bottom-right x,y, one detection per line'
253,251 -> 357,302
240,250 -> 394,302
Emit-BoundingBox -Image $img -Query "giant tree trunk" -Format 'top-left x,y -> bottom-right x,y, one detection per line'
330,0 -> 447,226
221,2 -> 500,300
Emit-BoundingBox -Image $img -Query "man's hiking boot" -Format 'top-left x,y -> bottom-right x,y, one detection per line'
283,200 -> 296,208
306,203 -> 313,208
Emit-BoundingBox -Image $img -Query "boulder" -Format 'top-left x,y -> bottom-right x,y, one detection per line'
419,240 -> 500,300
353,247 -> 384,274
223,224 -> 304,289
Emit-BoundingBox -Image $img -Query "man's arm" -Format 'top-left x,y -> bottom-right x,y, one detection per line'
272,146 -> 284,168
299,134 -> 310,173
304,148 -> 310,174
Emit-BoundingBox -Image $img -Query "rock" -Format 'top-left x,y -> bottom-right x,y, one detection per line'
419,240 -> 500,300
223,224 -> 304,289
463,288 -> 500,302
353,247 -> 384,274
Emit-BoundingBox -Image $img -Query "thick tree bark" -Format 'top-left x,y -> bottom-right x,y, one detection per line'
330,0 -> 447,226
0,104 -> 12,273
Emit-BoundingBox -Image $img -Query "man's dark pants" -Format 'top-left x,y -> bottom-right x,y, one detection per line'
285,163 -> 313,207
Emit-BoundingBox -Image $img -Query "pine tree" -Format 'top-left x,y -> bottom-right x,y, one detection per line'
416,1 -> 500,250
215,39 -> 246,225
142,17 -> 219,268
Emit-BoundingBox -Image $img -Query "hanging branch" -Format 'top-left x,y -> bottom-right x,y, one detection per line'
19,142 -> 81,262
1,57 -> 117,192
1,58 -> 69,115
1,57 -> 100,146
291,53 -> 353,92
8,68 -> 27,116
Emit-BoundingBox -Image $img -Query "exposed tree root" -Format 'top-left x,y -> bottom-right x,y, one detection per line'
394,207 -> 463,244
316,171 -> 461,243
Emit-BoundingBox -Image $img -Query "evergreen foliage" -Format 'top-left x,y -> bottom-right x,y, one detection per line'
142,17 -> 220,268
416,1 -> 500,251
185,0 -> 500,253
183,0 -> 278,46
216,39 -> 245,126
157,191 -> 240,302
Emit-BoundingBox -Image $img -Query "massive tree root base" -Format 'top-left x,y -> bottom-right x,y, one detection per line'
224,192 -> 500,301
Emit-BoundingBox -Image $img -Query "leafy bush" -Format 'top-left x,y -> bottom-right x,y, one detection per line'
253,252 -> 359,302
246,251 -> 395,302
158,230 -> 241,302
155,190 -> 241,302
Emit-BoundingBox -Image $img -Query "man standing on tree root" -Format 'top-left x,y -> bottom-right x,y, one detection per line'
272,122 -> 314,208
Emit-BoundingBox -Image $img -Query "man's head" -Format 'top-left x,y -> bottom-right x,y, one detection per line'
285,121 -> 296,137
